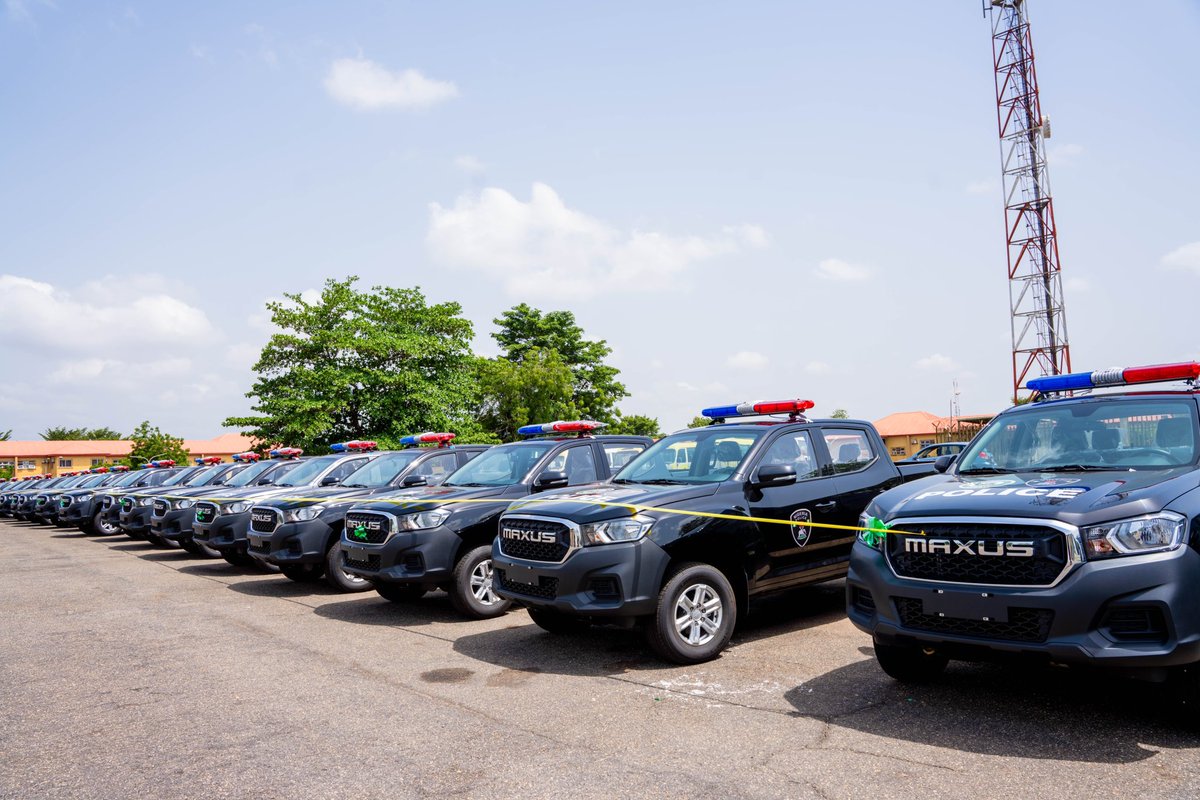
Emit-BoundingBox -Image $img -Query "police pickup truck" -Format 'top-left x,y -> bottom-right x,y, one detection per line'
98,465 -> 184,534
340,422 -> 651,619
847,362 -> 1200,710
491,400 -> 912,664
118,461 -> 206,540
59,467 -> 139,534
248,436 -> 489,591
29,473 -> 94,524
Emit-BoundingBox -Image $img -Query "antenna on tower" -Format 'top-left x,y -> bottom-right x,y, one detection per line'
952,379 -> 962,424
987,0 -> 1071,402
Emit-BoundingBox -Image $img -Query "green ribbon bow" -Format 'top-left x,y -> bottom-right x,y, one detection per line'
861,516 -> 891,548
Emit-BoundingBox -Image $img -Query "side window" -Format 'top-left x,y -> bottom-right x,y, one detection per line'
821,428 -> 876,474
460,450 -> 484,465
556,445 -> 598,485
602,443 -> 646,471
327,458 -> 367,483
415,453 -> 457,483
759,431 -> 820,480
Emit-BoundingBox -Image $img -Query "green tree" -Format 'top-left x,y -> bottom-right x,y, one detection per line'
126,421 -> 189,467
492,303 -> 627,422
40,426 -> 123,440
0,466 -> 12,480
476,349 -> 578,441
608,414 -> 662,438
0,429 -> 10,441
224,277 -> 479,451
687,416 -> 711,428
830,409 -> 850,419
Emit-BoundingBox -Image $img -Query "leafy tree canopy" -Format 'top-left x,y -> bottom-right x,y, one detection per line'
126,421 -> 189,467
0,429 -> 10,441
829,409 -> 850,419
40,426 -> 123,440
608,414 -> 662,438
492,303 -> 627,423
476,349 -> 578,442
686,416 -> 712,429
224,277 -> 479,452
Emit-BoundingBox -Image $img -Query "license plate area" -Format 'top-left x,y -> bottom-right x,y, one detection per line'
922,588 -> 1009,623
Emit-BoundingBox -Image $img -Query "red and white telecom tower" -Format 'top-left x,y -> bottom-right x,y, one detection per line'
988,0 -> 1071,401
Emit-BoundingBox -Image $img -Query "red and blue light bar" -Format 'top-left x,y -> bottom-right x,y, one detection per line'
194,456 -> 223,465
147,460 -> 177,468
329,440 -> 378,453
269,448 -> 304,459
701,399 -> 815,420
1027,362 -> 1200,394
232,452 -> 261,462
399,433 -> 456,448
517,420 -> 606,436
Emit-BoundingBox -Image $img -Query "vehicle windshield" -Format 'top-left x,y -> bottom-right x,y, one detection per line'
162,468 -> 199,487
616,427 -> 766,484
224,460 -> 276,487
275,456 -> 339,487
957,399 -> 1199,473
110,471 -> 142,487
80,475 -> 108,488
341,452 -> 422,487
445,443 -> 555,487
184,465 -> 225,487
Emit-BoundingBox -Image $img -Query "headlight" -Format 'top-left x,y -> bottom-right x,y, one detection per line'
285,505 -> 325,523
222,501 -> 250,514
1083,512 -> 1187,559
856,511 -> 890,551
141,497 -> 155,507
77,493 -> 93,502
174,499 -> 193,510
395,508 -> 451,531
580,515 -> 653,546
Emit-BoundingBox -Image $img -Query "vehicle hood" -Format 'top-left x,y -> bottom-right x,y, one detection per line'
188,484 -> 305,503
350,484 -> 514,515
881,467 -> 1200,526
254,486 -> 382,511
507,482 -> 721,524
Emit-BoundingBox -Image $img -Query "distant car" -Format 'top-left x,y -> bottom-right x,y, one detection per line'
897,442 -> 969,464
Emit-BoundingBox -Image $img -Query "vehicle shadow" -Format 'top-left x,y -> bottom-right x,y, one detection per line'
104,541 -> 156,551
313,592 -> 477,628
175,562 -> 260,578
783,653 -> 1198,763
136,550 -> 194,563
225,578 -> 344,599
50,532 -> 87,539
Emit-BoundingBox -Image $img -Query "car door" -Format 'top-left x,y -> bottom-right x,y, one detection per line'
818,425 -> 896,534
744,428 -> 844,590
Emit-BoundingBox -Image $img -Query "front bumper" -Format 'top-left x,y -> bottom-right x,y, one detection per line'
248,519 -> 335,566
847,541 -> 1200,670
340,525 -> 462,587
58,500 -> 96,526
490,538 -> 669,618
119,506 -> 152,534
151,508 -> 195,541
192,512 -> 251,553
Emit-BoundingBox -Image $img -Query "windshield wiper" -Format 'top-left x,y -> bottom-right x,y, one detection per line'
611,478 -> 632,484
448,482 -> 491,487
342,483 -> 368,488
638,478 -> 688,485
957,467 -> 1017,474
1032,464 -> 1114,472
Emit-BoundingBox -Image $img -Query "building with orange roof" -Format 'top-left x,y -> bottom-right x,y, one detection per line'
873,411 -> 995,461
0,432 -> 257,478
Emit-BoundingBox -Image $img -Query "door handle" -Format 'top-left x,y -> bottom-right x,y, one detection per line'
814,501 -> 837,511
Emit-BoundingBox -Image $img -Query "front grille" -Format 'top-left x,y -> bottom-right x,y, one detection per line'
1100,606 -> 1169,644
495,568 -> 559,600
344,552 -> 382,571
194,502 -> 218,524
894,597 -> 1054,643
497,518 -> 572,562
103,497 -> 114,509
120,498 -> 134,511
248,539 -> 272,555
35,496 -> 48,507
887,522 -> 1069,586
250,508 -> 279,533
152,499 -> 169,517
59,498 -> 71,508
345,512 -> 391,545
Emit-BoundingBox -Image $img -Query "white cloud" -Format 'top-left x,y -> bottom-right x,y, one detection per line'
1162,242 -> 1200,274
804,361 -> 832,375
427,183 -> 769,298
1047,143 -> 1084,166
454,155 -> 485,174
965,179 -> 995,195
4,0 -> 52,23
190,44 -> 212,62
915,353 -> 959,372
813,258 -> 871,282
0,274 -> 213,352
1064,276 -> 1091,293
725,351 -> 768,370
324,58 -> 458,111
48,357 -> 190,385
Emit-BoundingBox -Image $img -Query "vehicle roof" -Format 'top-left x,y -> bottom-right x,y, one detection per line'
1025,389 -> 1200,410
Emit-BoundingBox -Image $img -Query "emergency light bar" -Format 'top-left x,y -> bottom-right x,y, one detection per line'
148,460 -> 177,468
329,440 -> 378,452
194,456 -> 223,465
517,420 -> 606,436
399,433 -> 456,448
701,399 -> 815,420
110,466 -> 130,472
1027,362 -> 1200,394
269,448 -> 304,459
232,452 -> 261,462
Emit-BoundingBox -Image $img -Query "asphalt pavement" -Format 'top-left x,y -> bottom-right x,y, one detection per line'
2,519 -> 1199,799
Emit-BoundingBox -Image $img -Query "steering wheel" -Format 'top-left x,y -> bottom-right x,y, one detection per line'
1120,447 -> 1186,466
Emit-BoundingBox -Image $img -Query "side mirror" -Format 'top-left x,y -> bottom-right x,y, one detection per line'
320,476 -> 341,486
753,464 -> 797,488
400,474 -> 428,488
533,471 -> 569,492
934,454 -> 958,473
256,478 -> 273,485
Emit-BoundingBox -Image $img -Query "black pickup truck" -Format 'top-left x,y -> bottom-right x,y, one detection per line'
490,401 -> 922,663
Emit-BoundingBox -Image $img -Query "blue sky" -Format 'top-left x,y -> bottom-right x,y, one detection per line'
2,0 -> 1198,440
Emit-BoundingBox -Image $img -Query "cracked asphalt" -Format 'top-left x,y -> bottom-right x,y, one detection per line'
3,520 -> 1200,799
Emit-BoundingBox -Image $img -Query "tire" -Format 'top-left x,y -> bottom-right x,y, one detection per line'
873,639 -> 949,684
375,582 -> 429,603
1168,664 -> 1200,726
282,564 -> 324,583
449,545 -> 512,619
93,511 -> 119,536
646,562 -> 737,665
324,541 -> 372,593
527,606 -> 590,634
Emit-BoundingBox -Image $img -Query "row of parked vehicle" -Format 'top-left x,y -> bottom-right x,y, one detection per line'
7,365 -> 1200,715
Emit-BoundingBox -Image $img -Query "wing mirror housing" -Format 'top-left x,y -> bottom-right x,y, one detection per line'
400,474 -> 428,488
753,464 -> 797,488
934,454 -> 958,473
320,476 -> 341,486
533,471 -> 569,492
